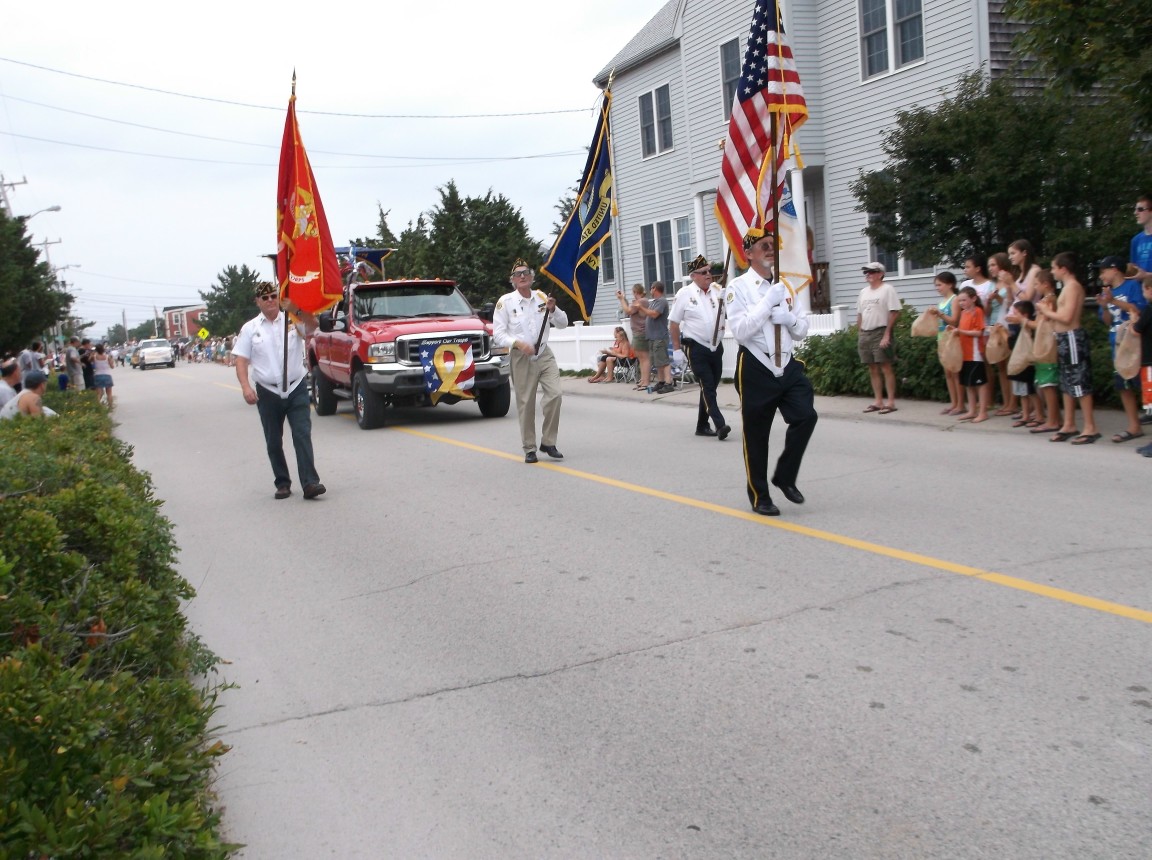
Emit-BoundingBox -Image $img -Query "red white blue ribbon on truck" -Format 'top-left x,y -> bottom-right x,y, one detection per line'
419,338 -> 476,403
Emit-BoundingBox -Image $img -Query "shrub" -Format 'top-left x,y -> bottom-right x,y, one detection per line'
797,302 -> 1119,407
0,394 -> 237,857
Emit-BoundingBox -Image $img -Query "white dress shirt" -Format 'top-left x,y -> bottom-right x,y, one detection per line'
492,289 -> 569,352
232,311 -> 309,396
669,284 -> 725,348
724,269 -> 810,377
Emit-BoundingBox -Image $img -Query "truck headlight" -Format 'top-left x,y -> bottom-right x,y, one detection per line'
367,343 -> 396,362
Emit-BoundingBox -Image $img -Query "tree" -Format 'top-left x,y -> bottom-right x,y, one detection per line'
347,204 -> 399,250
552,188 -> 577,237
425,180 -> 541,309
129,319 -> 164,341
0,209 -> 73,353
1005,0 -> 1152,131
199,264 -> 263,337
104,323 -> 128,344
386,214 -> 433,281
850,72 -> 1152,273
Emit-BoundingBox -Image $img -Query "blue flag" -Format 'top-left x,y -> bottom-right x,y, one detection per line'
542,92 -> 614,321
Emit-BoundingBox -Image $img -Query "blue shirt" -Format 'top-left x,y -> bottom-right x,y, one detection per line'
1130,230 -> 1152,274
1099,279 -> 1148,349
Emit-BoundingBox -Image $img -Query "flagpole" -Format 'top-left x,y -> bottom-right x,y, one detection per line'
281,72 -> 298,393
770,114 -> 782,368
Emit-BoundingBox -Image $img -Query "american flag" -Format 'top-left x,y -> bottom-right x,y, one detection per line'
714,0 -> 808,268
419,339 -> 476,404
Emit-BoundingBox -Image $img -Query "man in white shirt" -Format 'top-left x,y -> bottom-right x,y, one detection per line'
670,255 -> 730,440
0,360 -> 21,408
491,259 -> 569,463
725,230 -> 818,516
232,282 -> 325,500
855,262 -> 902,413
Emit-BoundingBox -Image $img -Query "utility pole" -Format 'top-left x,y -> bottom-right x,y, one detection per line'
0,173 -> 28,214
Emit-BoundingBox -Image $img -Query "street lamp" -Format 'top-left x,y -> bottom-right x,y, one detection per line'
22,204 -> 62,220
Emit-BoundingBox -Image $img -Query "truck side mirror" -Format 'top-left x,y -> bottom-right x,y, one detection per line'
478,302 -> 495,322
317,312 -> 344,333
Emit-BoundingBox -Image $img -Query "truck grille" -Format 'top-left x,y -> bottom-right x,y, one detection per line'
397,332 -> 489,364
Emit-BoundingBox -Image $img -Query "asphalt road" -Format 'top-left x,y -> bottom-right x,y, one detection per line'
112,362 -> 1152,859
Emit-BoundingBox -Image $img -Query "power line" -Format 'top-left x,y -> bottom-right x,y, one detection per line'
0,56 -> 592,119
0,93 -> 587,161
0,130 -> 583,169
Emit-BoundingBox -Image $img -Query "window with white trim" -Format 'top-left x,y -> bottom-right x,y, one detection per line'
860,0 -> 923,79
601,235 -> 615,283
639,85 -> 673,157
868,212 -> 935,276
720,39 -> 741,119
640,217 -> 687,287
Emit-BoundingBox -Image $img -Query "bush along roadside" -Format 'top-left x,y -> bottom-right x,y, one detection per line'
796,303 -> 1119,408
0,392 -> 238,858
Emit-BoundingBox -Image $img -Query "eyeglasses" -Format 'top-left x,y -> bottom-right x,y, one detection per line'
691,270 -> 712,277
257,294 -> 279,301
1136,206 -> 1149,213
512,270 -> 532,277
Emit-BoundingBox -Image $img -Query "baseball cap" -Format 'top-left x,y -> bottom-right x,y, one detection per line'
862,261 -> 886,274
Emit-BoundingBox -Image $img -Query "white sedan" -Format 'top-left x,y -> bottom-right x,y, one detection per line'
136,338 -> 175,370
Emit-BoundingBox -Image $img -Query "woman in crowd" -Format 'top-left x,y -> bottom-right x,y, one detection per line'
929,271 -> 963,414
589,327 -> 632,383
617,284 -> 651,390
947,286 -> 990,423
987,252 -> 1019,416
960,255 -> 994,310
91,342 -> 115,409
1008,239 -> 1041,303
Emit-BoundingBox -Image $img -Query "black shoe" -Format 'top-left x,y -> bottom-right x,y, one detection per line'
274,486 -> 292,500
525,451 -> 538,464
302,483 -> 326,499
717,424 -> 731,441
695,427 -> 717,437
1141,414 -> 1152,425
540,445 -> 564,460
753,501 -> 780,516
771,479 -> 805,504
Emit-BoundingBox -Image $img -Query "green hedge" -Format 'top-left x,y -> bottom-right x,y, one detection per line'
797,303 -> 1119,408
0,393 -> 237,858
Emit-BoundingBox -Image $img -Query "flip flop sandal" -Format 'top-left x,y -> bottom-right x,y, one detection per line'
1012,419 -> 1030,427
1070,433 -> 1102,445
863,404 -> 882,413
1024,420 -> 1042,428
1049,431 -> 1078,442
1112,430 -> 1145,443
1030,426 -> 1060,434
878,406 -> 898,414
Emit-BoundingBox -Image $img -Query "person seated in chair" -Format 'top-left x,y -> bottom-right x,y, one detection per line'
589,327 -> 632,383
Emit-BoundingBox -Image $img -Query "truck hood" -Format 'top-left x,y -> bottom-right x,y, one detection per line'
356,317 -> 488,340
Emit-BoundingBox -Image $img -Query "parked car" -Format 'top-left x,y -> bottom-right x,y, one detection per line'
136,338 -> 175,370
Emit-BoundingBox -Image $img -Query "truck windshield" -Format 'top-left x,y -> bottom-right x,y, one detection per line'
353,286 -> 473,320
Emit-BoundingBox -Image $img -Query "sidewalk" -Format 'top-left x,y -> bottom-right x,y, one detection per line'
559,373 -> 1144,442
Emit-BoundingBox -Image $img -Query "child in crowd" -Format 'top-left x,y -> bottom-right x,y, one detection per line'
987,252 -> 1019,416
1011,268 -> 1062,434
930,271 -> 963,414
589,327 -> 632,383
948,286 -> 989,423
1005,299 -> 1040,427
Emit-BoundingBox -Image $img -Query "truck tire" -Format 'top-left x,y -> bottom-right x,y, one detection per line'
353,370 -> 386,430
477,379 -> 511,418
311,367 -> 338,416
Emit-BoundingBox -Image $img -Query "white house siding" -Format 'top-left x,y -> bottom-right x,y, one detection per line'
597,0 -> 1000,322
592,47 -> 695,324
814,0 -> 985,311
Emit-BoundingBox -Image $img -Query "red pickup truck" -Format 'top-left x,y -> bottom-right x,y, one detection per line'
309,278 -> 511,429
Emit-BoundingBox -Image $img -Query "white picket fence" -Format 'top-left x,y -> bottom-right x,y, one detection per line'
549,306 -> 852,376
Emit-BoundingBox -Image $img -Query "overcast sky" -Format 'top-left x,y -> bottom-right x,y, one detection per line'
1,0 -> 660,338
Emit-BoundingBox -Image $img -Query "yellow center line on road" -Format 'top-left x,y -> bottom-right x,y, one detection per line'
394,426 -> 1152,625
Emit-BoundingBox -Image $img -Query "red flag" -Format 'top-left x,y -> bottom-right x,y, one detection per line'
277,79 -> 342,314
714,0 -> 808,268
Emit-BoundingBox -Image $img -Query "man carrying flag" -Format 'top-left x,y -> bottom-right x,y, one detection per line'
542,91 -> 615,320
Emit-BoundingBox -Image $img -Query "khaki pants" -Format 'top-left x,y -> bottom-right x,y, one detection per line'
509,347 -> 562,453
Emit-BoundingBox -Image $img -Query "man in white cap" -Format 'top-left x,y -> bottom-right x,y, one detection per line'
856,261 -> 901,414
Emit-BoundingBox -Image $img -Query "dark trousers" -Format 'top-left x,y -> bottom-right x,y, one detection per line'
255,381 -> 320,490
684,339 -> 725,431
735,349 -> 818,507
